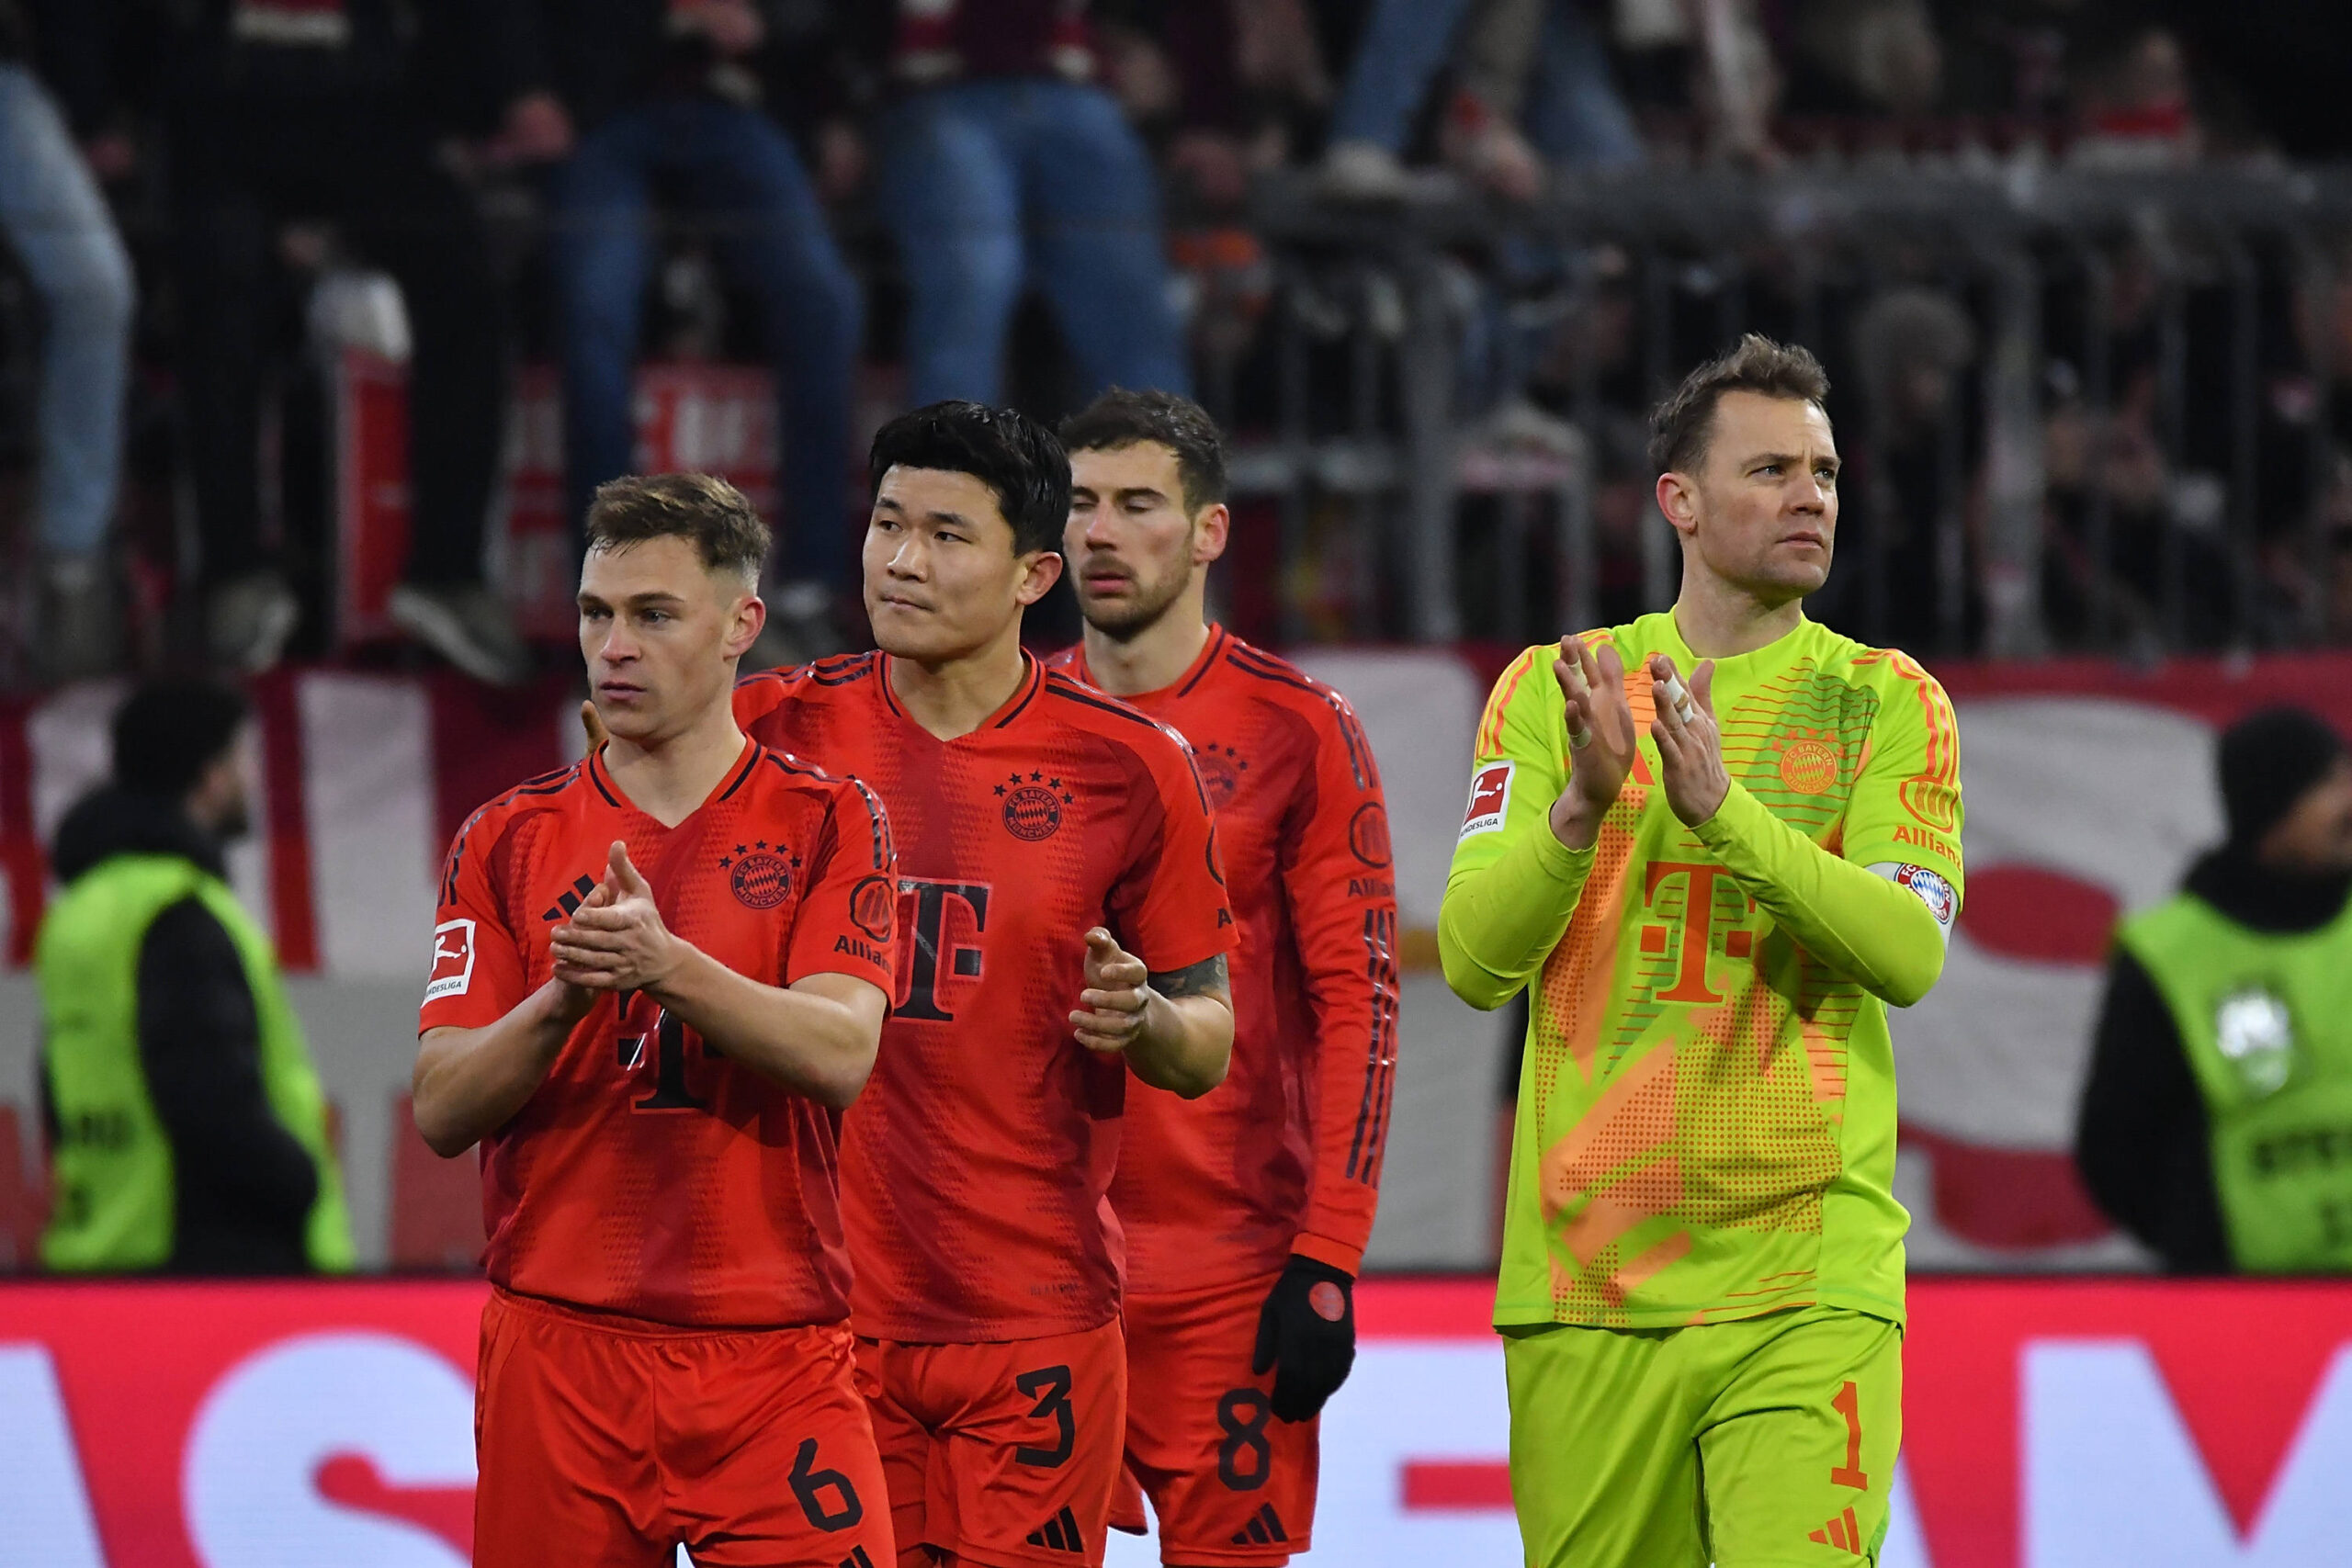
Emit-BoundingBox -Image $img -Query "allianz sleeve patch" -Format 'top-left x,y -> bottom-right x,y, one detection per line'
1460,761 -> 1515,840
1872,863 -> 1957,943
425,918 -> 476,1000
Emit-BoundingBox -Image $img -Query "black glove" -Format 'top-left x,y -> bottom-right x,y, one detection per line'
1250,1255 -> 1356,1422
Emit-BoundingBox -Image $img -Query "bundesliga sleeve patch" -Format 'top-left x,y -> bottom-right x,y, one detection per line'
1460,761 -> 1515,840
1875,863 -> 1957,942
425,918 -> 477,999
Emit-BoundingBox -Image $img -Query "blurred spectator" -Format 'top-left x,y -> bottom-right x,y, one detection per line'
858,0 -> 1190,406
1789,0 -> 1943,118
46,0 -> 539,682
1104,0 -> 1330,213
1600,0 -> 1778,164
38,679 -> 354,1275
1315,0 -> 1476,198
1841,285 -> 1979,649
2,0 -> 132,682
513,0 -> 863,658
2067,26 -> 2197,168
1448,0 -> 1644,189
2076,707 -> 2352,1274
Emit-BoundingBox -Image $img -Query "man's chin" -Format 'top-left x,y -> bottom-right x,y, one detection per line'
1078,590 -> 1182,641
598,709 -> 663,746
1758,556 -> 1831,600
872,623 -> 953,661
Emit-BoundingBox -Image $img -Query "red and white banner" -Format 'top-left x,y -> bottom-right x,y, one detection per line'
1,1278 -> 2346,1566
5,653 -> 2351,1266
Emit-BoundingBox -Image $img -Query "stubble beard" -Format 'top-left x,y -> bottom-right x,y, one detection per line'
1080,563 -> 1191,642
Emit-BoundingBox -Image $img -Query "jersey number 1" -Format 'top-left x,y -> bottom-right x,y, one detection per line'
1830,1380 -> 1870,1490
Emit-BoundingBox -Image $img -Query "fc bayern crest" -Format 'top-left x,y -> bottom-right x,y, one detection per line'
998,771 -> 1075,841
1195,742 -> 1247,809
729,851 -> 794,908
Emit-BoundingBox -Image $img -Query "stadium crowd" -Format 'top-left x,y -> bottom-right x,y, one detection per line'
0,0 -> 2348,689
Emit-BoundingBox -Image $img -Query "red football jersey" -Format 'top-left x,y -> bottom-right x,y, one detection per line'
734,652 -> 1238,1341
1051,628 -> 1401,1291
419,741 -> 899,1328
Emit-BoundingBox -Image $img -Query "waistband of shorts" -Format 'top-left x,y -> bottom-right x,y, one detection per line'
854,1309 -> 1123,1350
490,1285 -> 854,1343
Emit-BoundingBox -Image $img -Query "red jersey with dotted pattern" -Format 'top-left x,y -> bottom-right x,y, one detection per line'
1049,628 -> 1400,1291
734,653 -> 1238,1342
418,740 -> 899,1328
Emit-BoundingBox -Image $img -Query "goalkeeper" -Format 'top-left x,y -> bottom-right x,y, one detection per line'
1441,335 -> 1964,1567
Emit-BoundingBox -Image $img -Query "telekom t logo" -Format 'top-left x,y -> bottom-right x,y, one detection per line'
898,878 -> 991,1023
1639,862 -> 1755,1005
2026,1340 -> 2352,1564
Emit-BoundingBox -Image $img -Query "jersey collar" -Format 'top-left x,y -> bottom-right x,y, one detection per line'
584,737 -> 760,828
1068,623 -> 1227,702
876,649 -> 1046,736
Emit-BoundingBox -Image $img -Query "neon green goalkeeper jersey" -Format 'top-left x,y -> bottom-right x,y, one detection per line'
1441,613 -> 1964,1329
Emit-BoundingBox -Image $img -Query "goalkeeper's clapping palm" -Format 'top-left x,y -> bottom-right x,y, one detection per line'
1548,637 -> 1641,850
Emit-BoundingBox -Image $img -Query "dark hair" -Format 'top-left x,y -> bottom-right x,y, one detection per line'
583,472 -> 772,581
113,678 -> 249,799
1058,388 -> 1229,514
867,400 -> 1069,557
2219,705 -> 2345,849
1647,334 -> 1832,476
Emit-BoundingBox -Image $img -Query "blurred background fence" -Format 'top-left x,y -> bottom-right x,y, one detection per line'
16,168 -> 2352,669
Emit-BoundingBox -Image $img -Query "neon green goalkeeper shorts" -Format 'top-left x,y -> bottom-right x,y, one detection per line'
1504,1304 -> 1902,1567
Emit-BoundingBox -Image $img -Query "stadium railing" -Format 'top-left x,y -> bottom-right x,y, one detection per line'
1222,164 -> 2352,657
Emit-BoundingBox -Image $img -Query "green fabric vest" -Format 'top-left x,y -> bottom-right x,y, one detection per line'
2117,891 -> 2352,1273
37,853 -> 356,1273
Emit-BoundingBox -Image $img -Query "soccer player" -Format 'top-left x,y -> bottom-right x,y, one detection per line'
1440,336 -> 1964,1566
412,474 -> 900,1567
1051,389 -> 1400,1566
734,401 -> 1238,1568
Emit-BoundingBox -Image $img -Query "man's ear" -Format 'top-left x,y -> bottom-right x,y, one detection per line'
1655,471 -> 1701,543
1016,550 -> 1065,606
725,587 -> 767,660
1192,503 -> 1231,568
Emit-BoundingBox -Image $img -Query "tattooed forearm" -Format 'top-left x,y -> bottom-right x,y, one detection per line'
1150,952 -> 1229,1001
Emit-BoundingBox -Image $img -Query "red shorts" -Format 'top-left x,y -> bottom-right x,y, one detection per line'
1114,1270 -> 1318,1565
855,1319 -> 1126,1568
475,1288 -> 894,1568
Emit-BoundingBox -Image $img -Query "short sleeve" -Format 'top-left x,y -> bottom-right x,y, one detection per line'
1111,736 -> 1238,976
418,812 -> 531,1035
784,779 -> 900,997
1448,644 -> 1571,883
1841,652 -> 1966,902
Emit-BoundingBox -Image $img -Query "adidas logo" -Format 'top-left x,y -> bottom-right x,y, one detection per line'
1229,1502 -> 1290,1547
542,874 -> 599,922
837,1551 -> 876,1568
1025,1506 -> 1085,1553
1809,1505 -> 1866,1556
